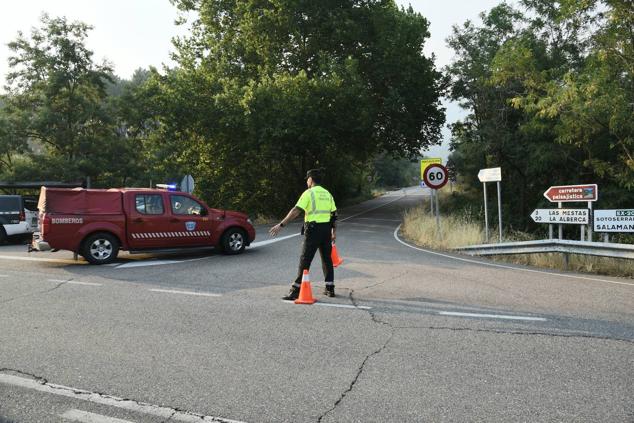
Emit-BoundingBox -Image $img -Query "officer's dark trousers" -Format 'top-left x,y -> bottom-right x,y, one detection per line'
292,222 -> 334,289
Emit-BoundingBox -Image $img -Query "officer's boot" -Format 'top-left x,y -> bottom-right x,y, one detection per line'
282,286 -> 300,301
323,285 -> 335,297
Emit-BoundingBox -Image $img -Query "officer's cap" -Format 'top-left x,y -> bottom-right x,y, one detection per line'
306,168 -> 323,180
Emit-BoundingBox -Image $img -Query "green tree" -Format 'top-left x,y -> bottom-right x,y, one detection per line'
0,102 -> 30,175
446,1 -> 634,230
445,4 -> 558,226
490,0 -> 634,205
148,0 -> 445,214
2,14 -> 139,186
372,153 -> 419,188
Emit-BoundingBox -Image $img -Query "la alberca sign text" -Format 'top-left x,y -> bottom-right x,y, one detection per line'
530,208 -> 589,225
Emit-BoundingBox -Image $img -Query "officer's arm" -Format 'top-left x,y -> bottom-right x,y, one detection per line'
280,207 -> 303,226
269,207 -> 303,237
330,211 -> 337,241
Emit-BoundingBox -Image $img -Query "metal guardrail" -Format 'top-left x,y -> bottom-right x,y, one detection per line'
454,239 -> 634,260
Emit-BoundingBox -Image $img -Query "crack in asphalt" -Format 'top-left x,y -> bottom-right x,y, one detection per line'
317,281 -> 633,422
316,290 -> 394,422
161,409 -> 177,422
0,368 -> 47,383
0,368 -> 239,423
354,270 -> 410,292
391,324 -> 634,344
0,281 -> 67,305
316,330 -> 395,423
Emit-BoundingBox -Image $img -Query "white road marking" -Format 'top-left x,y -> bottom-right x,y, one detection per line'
0,274 -> 8,278
115,255 -> 213,269
115,259 -> 180,268
393,225 -> 634,288
438,311 -> 547,321
68,281 -> 102,286
149,289 -> 221,297
0,255 -> 81,264
47,279 -> 102,286
316,302 -> 371,310
60,409 -> 135,423
0,373 -> 246,423
249,233 -> 300,248
282,300 -> 371,310
349,229 -> 379,234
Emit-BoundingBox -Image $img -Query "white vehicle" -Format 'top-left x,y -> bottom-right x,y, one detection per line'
0,195 -> 38,244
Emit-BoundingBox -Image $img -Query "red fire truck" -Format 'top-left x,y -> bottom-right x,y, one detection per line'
31,187 -> 256,264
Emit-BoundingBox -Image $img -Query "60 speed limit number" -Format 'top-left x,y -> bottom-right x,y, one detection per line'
422,164 -> 448,190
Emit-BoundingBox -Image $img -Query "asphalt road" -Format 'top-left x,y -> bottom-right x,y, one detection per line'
0,187 -> 632,423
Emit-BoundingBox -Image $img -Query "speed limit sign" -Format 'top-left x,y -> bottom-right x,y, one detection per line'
422,164 -> 448,189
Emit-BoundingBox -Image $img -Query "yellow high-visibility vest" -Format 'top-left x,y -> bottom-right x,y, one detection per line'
295,185 -> 337,223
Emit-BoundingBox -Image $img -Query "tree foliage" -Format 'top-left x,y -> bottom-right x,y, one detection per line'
447,0 -> 634,230
151,0 -> 445,214
0,15 -> 141,186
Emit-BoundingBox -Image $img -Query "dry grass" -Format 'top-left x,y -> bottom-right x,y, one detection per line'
401,206 -> 484,250
401,203 -> 634,279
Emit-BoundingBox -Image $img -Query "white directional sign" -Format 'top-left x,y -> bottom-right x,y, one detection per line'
594,209 -> 634,233
530,208 -> 589,224
477,167 -> 501,182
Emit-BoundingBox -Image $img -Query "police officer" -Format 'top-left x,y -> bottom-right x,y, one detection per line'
269,168 -> 338,300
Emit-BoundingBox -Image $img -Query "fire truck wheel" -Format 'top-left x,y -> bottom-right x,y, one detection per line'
221,228 -> 246,255
81,232 -> 120,265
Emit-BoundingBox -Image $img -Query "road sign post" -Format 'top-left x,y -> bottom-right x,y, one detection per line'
497,181 -> 503,243
483,183 -> 489,242
478,167 -> 502,243
558,202 -> 563,240
423,164 -> 448,239
588,201 -> 592,242
434,190 -> 440,239
420,158 -> 442,219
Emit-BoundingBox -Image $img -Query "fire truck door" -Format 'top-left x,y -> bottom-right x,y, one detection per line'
166,194 -> 214,247
128,193 -> 170,249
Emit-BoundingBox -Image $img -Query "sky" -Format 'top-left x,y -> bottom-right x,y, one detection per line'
0,0 -> 512,160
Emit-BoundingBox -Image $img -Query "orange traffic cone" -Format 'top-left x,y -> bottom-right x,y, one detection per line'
331,242 -> 343,267
295,270 -> 317,304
